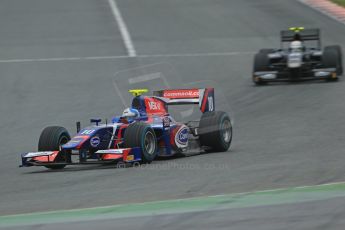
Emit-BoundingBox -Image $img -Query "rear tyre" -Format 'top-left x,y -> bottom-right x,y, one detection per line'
199,111 -> 232,152
124,122 -> 158,163
259,49 -> 275,54
38,126 -> 71,169
323,46 -> 342,80
253,52 -> 270,85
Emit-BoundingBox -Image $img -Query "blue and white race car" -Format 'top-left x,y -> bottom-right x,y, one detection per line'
20,88 -> 232,169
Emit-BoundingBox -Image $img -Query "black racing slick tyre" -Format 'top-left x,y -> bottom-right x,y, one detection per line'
323,46 -> 342,78
38,126 -> 71,169
199,111 -> 232,152
254,52 -> 270,72
325,45 -> 343,75
259,49 -> 275,55
253,52 -> 270,85
124,122 -> 158,163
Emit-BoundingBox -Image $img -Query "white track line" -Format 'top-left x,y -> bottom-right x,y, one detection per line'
0,52 -> 254,63
107,0 -> 137,57
138,51 -> 255,58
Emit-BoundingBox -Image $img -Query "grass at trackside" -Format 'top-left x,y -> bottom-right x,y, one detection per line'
331,0 -> 345,7
1,182 -> 345,227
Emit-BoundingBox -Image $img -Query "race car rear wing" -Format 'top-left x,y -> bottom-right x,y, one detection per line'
153,88 -> 215,113
281,28 -> 320,42
280,28 -> 321,48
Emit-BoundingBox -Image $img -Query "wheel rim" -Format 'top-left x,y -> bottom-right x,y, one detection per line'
58,136 -> 69,158
59,136 -> 69,147
221,119 -> 232,143
144,131 -> 156,155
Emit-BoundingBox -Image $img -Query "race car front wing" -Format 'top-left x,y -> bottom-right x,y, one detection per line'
254,68 -> 337,82
19,148 -> 142,167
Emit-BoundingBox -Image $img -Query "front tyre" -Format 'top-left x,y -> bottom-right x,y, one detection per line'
199,111 -> 232,152
253,52 -> 270,85
38,126 -> 71,169
124,122 -> 158,163
323,46 -> 342,80
325,45 -> 343,75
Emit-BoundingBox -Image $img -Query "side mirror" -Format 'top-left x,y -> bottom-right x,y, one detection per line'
90,119 -> 102,126
76,121 -> 81,133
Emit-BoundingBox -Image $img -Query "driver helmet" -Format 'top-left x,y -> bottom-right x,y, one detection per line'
290,40 -> 303,51
122,108 -> 140,119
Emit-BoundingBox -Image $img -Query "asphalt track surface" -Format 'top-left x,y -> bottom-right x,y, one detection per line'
1,0 -> 345,229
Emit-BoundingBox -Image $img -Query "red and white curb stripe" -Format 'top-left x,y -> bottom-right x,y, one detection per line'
299,0 -> 345,24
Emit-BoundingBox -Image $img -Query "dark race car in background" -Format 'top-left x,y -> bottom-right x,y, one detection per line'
253,27 -> 343,85
20,88 -> 232,170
